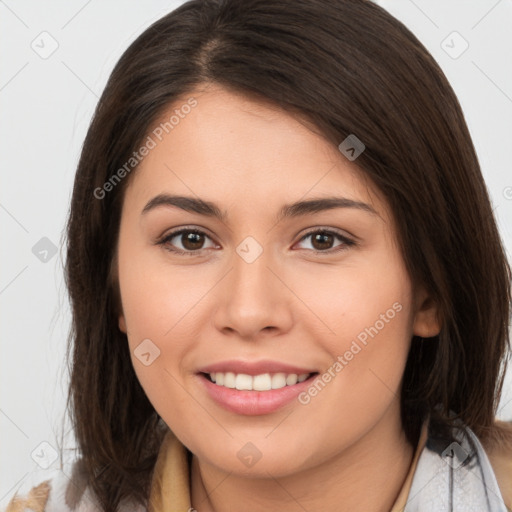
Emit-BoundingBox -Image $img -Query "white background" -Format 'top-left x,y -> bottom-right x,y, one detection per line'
1,0 -> 511,505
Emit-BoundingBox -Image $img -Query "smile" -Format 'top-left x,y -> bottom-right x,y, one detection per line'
205,371 -> 313,390
198,371 -> 319,415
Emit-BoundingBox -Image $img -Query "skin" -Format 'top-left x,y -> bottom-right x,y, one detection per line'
116,83 -> 441,512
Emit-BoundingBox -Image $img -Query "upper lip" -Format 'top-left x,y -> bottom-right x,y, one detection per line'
197,359 -> 317,376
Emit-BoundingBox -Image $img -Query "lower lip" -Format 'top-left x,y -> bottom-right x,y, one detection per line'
197,373 -> 318,415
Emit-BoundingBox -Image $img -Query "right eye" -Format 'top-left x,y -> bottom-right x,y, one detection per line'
158,228 -> 219,256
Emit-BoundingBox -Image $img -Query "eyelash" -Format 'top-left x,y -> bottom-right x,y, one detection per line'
157,226 -> 356,256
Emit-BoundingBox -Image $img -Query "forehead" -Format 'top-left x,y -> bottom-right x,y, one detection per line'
124,84 -> 388,223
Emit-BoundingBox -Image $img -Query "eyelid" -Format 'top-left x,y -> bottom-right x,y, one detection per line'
158,225 -> 216,240
295,225 -> 354,241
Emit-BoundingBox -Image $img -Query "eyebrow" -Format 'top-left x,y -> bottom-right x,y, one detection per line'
141,194 -> 378,222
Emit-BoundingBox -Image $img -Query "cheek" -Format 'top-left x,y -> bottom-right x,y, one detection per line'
286,261 -> 413,459
117,257 -> 202,423
117,245 -> 220,411
292,255 -> 412,346
291,251 -> 413,402
118,240 -> 210,344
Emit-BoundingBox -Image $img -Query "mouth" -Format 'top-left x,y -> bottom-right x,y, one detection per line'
197,371 -> 320,415
199,371 -> 319,391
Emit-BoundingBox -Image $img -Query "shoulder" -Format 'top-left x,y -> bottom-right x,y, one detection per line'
2,467 -> 68,512
1,459 -> 100,512
481,419 -> 512,512
1,457 -> 148,512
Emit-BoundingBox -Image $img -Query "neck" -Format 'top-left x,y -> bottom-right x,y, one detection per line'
190,404 -> 415,512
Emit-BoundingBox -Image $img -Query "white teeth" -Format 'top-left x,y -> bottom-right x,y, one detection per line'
207,372 -> 311,390
286,374 -> 298,385
253,373 -> 272,391
224,372 -> 236,388
235,373 -> 253,390
271,373 -> 287,389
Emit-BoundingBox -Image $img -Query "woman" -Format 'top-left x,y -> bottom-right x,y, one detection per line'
4,0 -> 512,511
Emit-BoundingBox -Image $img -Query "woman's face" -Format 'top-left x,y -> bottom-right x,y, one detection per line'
116,84 -> 439,476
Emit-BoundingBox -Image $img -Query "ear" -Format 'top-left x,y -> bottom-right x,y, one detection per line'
109,249 -> 127,334
118,314 -> 127,333
412,286 -> 442,338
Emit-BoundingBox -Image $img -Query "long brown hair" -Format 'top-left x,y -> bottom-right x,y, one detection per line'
62,0 -> 511,510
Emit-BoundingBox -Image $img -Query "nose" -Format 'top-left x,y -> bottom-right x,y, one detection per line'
212,244 -> 294,340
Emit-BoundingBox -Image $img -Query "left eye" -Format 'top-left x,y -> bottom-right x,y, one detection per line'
295,229 -> 354,253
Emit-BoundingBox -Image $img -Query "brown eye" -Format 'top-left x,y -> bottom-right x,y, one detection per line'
295,229 -> 355,254
159,228 -> 217,255
180,231 -> 205,250
311,232 -> 335,250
